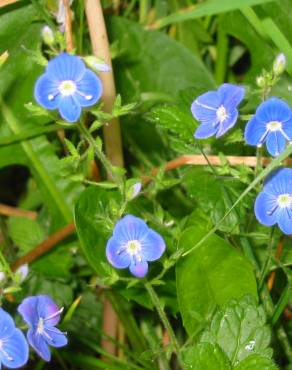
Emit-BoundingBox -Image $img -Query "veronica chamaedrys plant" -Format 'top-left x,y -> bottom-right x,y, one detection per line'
18,295 -> 67,362
34,53 -> 103,122
106,215 -> 166,278
254,168 -> 292,234
0,308 -> 28,368
191,83 -> 245,139
244,97 -> 292,157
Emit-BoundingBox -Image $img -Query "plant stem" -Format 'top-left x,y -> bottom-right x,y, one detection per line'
272,283 -> 292,325
77,119 -> 122,187
258,227 -> 275,290
144,281 -> 184,368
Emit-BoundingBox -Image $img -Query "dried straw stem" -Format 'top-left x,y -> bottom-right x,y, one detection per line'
84,0 -> 124,167
0,204 -> 37,220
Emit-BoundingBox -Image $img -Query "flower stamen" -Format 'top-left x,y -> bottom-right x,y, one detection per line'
216,105 -> 228,123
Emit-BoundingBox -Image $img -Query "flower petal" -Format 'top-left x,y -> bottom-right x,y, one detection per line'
256,97 -> 292,123
277,208 -> 292,235
0,308 -> 16,340
75,69 -> 103,107
281,118 -> 292,140
34,74 -> 60,110
254,191 -> 278,227
46,53 -> 85,81
217,83 -> 245,109
141,230 -> 166,261
264,168 -> 292,196
106,236 -> 131,268
58,95 -> 81,122
191,91 -> 220,124
27,329 -> 51,362
0,328 -> 29,369
37,295 -> 61,326
44,327 -> 68,348
129,260 -> 148,278
112,215 -> 149,244
194,122 -> 217,139
244,115 -> 267,146
216,109 -> 238,137
18,296 -> 39,327
266,131 -> 286,157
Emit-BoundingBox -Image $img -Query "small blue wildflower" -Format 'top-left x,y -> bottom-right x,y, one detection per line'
18,295 -> 67,362
255,168 -> 292,235
106,215 -> 166,278
0,308 -> 28,369
191,83 -> 245,139
244,97 -> 292,157
34,53 -> 102,122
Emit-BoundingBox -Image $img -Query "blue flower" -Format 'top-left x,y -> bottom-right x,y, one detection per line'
34,53 -> 103,122
18,295 -> 67,362
255,168 -> 292,235
0,308 -> 28,369
191,83 -> 245,139
106,215 -> 166,278
244,97 -> 292,157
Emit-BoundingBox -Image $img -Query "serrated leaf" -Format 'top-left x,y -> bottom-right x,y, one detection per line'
200,295 -> 273,366
234,354 -> 278,370
184,343 -> 231,370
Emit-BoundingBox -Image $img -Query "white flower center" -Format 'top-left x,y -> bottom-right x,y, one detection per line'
58,80 -> 77,96
126,240 -> 141,256
277,194 -> 292,208
37,318 -> 45,334
216,105 -> 228,123
267,120 -> 282,132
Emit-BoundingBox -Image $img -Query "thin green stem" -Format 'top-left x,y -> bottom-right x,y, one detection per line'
272,283 -> 292,325
183,143 -> 292,257
258,227 -> 275,290
144,282 -> 184,368
77,119 -> 122,188
215,19 -> 228,84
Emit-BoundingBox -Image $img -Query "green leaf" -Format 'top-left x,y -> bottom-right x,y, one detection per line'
184,343 -> 231,370
176,221 -> 257,335
74,186 -> 121,276
8,217 -> 45,255
234,354 -> 278,370
183,167 -> 244,233
0,5 -> 83,230
151,0 -> 275,29
200,295 -> 273,366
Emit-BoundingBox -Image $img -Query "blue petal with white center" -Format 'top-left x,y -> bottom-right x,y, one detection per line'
254,168 -> 292,235
244,97 -> 292,157
106,215 -> 166,278
18,295 -> 67,362
191,83 -> 245,139
34,53 -> 103,122
0,308 -> 29,369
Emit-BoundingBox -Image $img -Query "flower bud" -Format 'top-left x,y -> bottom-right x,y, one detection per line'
83,56 -> 111,73
41,26 -> 55,46
15,264 -> 29,283
0,51 -> 9,68
273,53 -> 286,75
256,76 -> 265,88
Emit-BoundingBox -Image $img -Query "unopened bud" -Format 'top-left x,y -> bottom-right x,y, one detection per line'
41,25 -> 55,45
83,56 -> 111,73
15,264 -> 29,283
256,76 -> 265,88
273,53 -> 286,75
0,51 -> 9,68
